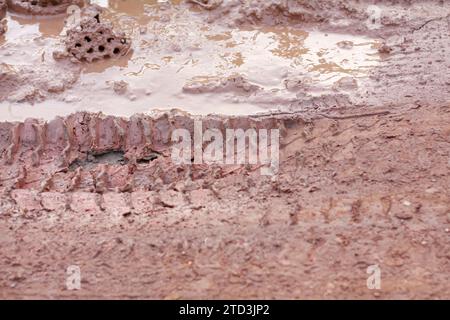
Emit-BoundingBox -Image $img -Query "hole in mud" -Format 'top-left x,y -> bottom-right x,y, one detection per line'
87,48 -> 94,54
69,151 -> 127,171
68,151 -> 160,170
98,45 -> 105,52
136,153 -> 160,164
113,48 -> 120,54
84,36 -> 92,43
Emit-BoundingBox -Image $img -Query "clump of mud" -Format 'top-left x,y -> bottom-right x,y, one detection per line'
0,0 -> 6,19
183,74 -> 260,94
61,5 -> 132,62
6,0 -> 84,15
0,62 -> 80,102
0,20 -> 5,36
0,0 -> 6,35
193,0 -> 445,32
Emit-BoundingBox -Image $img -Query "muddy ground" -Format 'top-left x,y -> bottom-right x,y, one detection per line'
0,0 -> 449,299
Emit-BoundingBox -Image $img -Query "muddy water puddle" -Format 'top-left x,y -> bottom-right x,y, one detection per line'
0,1 -> 381,121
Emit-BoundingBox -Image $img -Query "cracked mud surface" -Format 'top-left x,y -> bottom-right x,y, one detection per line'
0,0 -> 449,299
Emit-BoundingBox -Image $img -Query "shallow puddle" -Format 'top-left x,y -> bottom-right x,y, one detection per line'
0,1 -> 381,121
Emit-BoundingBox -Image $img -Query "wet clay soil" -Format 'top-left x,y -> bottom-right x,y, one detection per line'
1,0 -> 383,120
0,0 -> 449,299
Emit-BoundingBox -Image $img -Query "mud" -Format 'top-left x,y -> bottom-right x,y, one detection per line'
0,0 -> 6,19
0,0 -> 6,35
0,0 -> 449,299
60,4 -> 132,62
0,0 -> 449,120
0,0 -> 384,119
6,0 -> 84,15
1,105 -> 449,299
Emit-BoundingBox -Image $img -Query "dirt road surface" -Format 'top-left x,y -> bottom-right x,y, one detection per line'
0,0 -> 449,299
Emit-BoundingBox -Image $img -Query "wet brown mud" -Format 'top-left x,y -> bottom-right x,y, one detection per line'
1,0 -> 387,120
0,0 -> 449,299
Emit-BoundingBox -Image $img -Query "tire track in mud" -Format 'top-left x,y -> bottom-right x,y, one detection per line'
0,110 -> 290,195
0,104 -> 449,299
